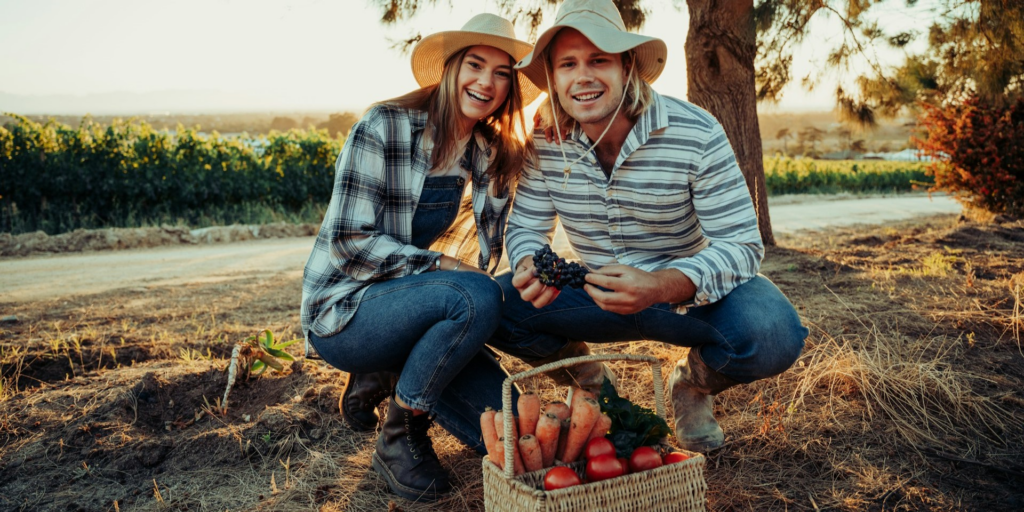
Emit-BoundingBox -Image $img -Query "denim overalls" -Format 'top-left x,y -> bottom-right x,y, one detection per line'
410,176 -> 466,250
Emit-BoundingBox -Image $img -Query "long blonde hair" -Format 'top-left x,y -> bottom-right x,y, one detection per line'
544,49 -> 654,132
380,47 -> 534,196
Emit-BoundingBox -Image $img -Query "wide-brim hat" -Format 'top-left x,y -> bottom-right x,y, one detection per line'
411,13 -> 542,105
514,0 -> 667,92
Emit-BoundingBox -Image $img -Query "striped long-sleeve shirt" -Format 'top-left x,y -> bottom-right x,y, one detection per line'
506,91 -> 763,307
301,104 -> 511,339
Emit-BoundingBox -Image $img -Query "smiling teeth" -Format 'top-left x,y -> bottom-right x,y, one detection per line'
573,92 -> 602,101
467,90 -> 492,101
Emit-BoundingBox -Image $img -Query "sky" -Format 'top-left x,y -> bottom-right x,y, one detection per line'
0,0 -> 932,115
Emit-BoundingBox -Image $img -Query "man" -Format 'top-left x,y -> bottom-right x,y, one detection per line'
488,0 -> 809,452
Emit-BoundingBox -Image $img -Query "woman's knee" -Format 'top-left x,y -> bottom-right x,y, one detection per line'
449,273 -> 503,324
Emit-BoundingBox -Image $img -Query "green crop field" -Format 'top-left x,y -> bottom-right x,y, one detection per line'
1,116 -> 937,235
764,156 -> 932,195
1,115 -> 341,235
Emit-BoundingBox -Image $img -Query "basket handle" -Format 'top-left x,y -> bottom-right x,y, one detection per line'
498,353 -> 665,479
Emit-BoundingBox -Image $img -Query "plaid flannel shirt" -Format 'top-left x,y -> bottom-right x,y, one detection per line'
301,104 -> 511,340
506,91 -> 763,308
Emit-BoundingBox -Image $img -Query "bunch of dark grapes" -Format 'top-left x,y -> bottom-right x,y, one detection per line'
532,244 -> 589,290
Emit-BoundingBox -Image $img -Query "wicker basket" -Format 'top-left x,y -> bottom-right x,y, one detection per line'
482,354 -> 707,512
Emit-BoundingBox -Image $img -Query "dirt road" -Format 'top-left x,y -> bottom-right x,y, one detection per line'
0,194 -> 961,304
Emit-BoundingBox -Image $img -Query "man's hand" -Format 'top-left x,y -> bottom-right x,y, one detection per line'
512,258 -> 561,309
584,265 -> 695,315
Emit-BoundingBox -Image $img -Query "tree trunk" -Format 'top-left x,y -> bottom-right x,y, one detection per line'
684,0 -> 774,246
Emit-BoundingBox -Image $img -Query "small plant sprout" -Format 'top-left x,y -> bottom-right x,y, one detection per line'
245,330 -> 301,376
221,329 -> 301,414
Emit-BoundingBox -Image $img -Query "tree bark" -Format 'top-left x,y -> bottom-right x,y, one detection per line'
685,0 -> 774,245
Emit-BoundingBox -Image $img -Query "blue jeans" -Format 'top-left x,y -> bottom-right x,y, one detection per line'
308,176 -> 519,454
489,274 -> 808,383
308,271 -> 516,452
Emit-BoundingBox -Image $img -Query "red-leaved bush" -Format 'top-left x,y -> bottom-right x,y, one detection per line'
915,96 -> 1024,217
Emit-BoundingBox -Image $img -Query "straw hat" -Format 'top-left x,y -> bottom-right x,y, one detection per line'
410,13 -> 542,105
514,0 -> 668,91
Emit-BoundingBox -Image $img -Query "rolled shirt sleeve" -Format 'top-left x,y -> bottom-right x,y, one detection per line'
669,122 -> 763,305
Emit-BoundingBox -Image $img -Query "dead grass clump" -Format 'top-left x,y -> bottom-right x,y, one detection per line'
791,327 -> 1010,454
1011,272 -> 1023,355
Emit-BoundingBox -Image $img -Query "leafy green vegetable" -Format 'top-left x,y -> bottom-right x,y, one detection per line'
598,377 -> 673,457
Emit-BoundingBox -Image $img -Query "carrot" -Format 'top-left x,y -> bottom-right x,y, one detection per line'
480,408 -> 499,467
494,409 -> 520,447
534,412 -> 561,468
518,435 -> 543,472
497,436 -> 526,475
491,433 -> 505,469
517,392 -> 541,437
555,417 -> 571,462
561,396 -> 600,463
494,410 -> 525,474
570,387 -> 595,409
544,402 -> 570,422
587,412 -> 613,443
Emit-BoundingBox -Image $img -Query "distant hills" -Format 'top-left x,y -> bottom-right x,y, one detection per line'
1,90 -> 916,156
0,90 -> 361,116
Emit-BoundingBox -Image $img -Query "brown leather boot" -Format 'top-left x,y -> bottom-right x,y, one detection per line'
340,371 -> 397,432
527,341 -> 617,395
669,349 -> 740,452
371,397 -> 452,502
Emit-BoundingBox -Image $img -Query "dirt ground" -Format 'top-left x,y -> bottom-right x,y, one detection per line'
1,212 -> 1023,511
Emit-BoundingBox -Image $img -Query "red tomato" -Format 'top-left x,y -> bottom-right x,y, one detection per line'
586,454 -> 625,482
628,446 -> 663,472
583,437 -> 616,460
663,451 -> 690,465
617,457 -> 630,475
543,466 -> 582,491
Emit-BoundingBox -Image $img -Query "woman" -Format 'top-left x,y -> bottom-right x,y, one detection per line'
300,14 -> 538,502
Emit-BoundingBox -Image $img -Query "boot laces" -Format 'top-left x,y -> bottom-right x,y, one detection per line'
404,415 -> 438,461
362,389 -> 390,411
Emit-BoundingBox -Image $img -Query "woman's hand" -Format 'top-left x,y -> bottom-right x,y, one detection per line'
532,102 -> 568,145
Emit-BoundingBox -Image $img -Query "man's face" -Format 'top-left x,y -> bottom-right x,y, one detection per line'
549,28 -> 627,127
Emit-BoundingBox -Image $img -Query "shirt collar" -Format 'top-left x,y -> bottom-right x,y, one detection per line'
561,89 -> 668,150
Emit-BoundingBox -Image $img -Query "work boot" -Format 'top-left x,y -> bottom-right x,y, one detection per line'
527,341 -> 618,395
669,349 -> 740,452
371,397 -> 452,502
340,371 -> 397,432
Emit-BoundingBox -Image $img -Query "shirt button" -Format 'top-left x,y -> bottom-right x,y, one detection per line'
457,177 -> 465,186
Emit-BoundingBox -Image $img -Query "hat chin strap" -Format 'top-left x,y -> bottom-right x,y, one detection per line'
545,56 -> 635,190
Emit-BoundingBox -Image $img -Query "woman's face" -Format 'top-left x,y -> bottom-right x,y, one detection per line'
456,45 -> 514,131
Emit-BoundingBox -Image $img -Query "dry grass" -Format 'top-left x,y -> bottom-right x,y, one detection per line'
791,326 -> 1010,453
2,213 -> 1024,511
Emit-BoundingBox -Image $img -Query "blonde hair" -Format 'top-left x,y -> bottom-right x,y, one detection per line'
544,48 -> 654,131
380,47 -> 534,196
